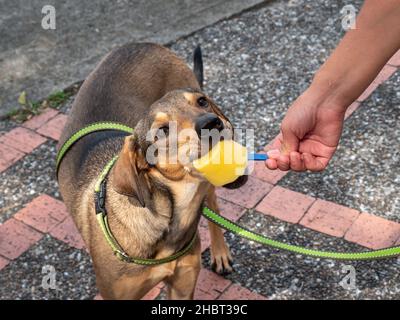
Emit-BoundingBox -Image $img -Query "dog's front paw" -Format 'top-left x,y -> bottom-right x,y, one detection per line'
210,244 -> 234,275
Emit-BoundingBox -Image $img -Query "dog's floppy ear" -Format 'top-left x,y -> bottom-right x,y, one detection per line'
112,135 -> 151,207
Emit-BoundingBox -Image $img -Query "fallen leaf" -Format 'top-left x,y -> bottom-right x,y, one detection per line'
18,91 -> 27,105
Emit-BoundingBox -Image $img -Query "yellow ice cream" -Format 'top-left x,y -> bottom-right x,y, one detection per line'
193,140 -> 248,186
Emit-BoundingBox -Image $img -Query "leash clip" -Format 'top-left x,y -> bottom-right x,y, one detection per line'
95,181 -> 107,214
115,250 -> 131,262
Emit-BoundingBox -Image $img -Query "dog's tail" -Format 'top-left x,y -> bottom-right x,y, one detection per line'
193,45 -> 204,89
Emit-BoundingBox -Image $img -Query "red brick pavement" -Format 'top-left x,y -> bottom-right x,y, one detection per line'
256,186 -> 315,224
36,113 -> 68,141
344,212 -> 400,250
300,200 -> 360,238
14,194 -> 69,233
0,218 -> 43,260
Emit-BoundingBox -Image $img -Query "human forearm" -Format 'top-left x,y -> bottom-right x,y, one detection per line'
310,0 -> 400,110
266,0 -> 400,172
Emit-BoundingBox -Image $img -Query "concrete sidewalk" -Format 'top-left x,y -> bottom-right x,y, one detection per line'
0,0 -> 266,118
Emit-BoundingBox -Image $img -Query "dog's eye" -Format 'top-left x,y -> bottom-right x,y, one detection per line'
197,97 -> 209,108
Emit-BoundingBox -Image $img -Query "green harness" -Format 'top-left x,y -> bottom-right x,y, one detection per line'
56,122 -> 400,263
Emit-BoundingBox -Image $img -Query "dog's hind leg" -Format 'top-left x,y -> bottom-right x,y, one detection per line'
205,187 -> 234,275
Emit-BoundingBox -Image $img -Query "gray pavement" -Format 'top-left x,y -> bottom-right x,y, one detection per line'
0,0 -> 265,117
0,235 -> 96,300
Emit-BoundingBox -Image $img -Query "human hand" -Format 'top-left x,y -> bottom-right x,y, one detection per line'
265,0 -> 400,172
265,91 -> 346,172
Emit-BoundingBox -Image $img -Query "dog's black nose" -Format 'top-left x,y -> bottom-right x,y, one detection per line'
195,113 -> 224,137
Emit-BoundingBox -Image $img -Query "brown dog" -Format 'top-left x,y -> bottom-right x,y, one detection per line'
57,43 -> 247,300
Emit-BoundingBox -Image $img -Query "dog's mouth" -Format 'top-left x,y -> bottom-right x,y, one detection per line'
145,120 -> 247,189
221,172 -> 248,189
186,132 -> 249,189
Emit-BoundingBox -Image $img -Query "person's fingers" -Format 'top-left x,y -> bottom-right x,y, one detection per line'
302,153 -> 329,172
289,151 -> 306,171
265,134 -> 282,153
265,158 -> 278,170
277,154 -> 290,171
274,133 -> 283,148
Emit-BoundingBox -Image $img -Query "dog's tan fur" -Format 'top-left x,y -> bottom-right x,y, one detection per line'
57,43 -> 244,300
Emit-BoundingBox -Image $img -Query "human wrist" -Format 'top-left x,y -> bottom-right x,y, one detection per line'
301,73 -> 350,114
307,66 -> 362,113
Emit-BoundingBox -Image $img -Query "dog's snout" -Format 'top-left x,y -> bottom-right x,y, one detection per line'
195,113 -> 224,137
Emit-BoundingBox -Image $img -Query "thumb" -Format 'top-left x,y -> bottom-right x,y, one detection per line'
280,125 -> 300,155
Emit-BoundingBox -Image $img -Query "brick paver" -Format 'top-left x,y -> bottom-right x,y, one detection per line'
0,256 -> 10,270
194,268 -> 231,300
193,288 -> 216,299
216,176 -> 273,209
0,218 -> 43,260
141,288 -> 160,300
388,50 -> 400,67
344,101 -> 361,119
36,113 -> 68,140
218,283 -> 267,300
0,127 -> 46,154
217,198 -> 246,222
198,226 -> 211,253
344,213 -> 400,249
0,142 -> 25,173
14,195 -> 69,233
141,283 -> 164,300
22,108 -> 59,130
256,186 -> 315,224
300,200 -> 360,238
357,65 -> 397,102
250,159 -> 287,185
49,216 -> 85,249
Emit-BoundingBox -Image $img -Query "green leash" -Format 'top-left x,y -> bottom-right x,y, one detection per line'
56,122 -> 400,263
202,207 -> 400,260
56,122 -> 134,170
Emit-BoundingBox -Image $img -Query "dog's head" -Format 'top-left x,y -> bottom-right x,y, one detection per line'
113,88 -> 248,207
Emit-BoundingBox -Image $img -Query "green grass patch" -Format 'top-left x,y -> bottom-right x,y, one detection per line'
47,91 -> 72,109
6,88 -> 75,123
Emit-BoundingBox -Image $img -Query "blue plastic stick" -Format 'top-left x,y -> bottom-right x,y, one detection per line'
248,153 -> 268,161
